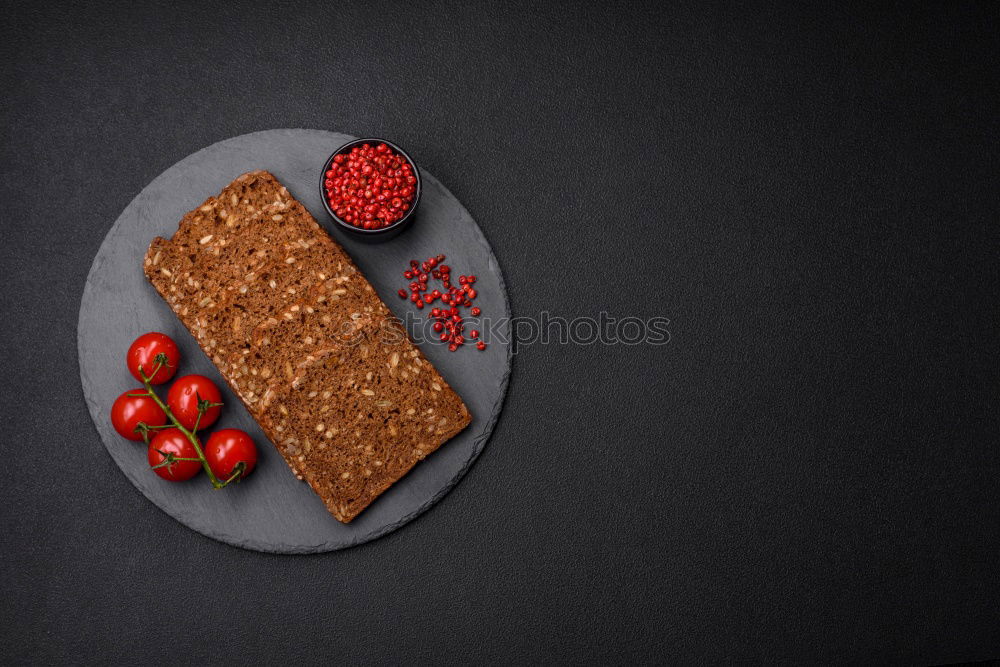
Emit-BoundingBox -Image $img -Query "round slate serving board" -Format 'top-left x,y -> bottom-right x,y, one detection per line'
78,129 -> 511,553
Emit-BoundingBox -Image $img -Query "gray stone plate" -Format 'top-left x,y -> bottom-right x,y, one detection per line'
78,129 -> 511,553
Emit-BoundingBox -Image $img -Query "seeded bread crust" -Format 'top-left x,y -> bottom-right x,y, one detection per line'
143,170 -> 471,523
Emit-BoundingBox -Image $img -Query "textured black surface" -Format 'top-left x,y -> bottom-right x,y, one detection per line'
2,1 -> 999,663
78,129 -> 511,552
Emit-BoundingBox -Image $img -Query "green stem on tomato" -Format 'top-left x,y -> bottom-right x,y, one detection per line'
222,461 -> 246,486
138,362 -> 227,489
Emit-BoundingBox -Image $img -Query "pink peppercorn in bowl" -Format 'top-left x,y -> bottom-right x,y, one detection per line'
319,138 -> 421,243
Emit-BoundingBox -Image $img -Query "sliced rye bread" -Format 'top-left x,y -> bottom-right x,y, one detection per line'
255,325 -> 470,523
146,176 -> 359,376
225,271 -> 396,403
217,239 -> 471,514
143,170 -> 471,523
148,175 -> 340,307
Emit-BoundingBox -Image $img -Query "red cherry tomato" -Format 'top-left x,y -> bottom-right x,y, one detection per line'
110,389 -> 167,441
147,428 -> 202,481
205,429 -> 257,481
166,374 -> 223,431
127,332 -> 180,384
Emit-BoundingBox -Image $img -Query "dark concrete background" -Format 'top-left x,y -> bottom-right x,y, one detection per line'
1,1 -> 998,663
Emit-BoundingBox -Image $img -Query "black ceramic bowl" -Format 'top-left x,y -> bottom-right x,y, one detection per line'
319,138 -> 421,242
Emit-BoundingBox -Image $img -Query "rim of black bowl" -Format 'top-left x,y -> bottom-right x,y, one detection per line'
319,138 -> 422,235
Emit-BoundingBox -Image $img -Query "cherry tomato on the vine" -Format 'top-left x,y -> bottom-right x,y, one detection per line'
205,429 -> 258,481
127,332 -> 180,384
166,374 -> 223,431
147,428 -> 202,482
110,389 -> 166,441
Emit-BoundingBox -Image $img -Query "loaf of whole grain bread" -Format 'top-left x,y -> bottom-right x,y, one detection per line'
143,170 -> 471,523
